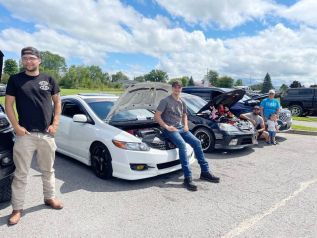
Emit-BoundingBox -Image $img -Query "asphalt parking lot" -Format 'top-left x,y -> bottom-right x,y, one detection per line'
0,133 -> 316,238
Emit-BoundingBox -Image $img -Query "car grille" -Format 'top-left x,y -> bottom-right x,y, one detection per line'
146,141 -> 176,150
240,138 -> 253,145
279,111 -> 290,122
142,133 -> 176,150
157,160 -> 180,170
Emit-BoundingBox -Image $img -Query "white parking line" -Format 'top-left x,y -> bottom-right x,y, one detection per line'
222,177 -> 317,238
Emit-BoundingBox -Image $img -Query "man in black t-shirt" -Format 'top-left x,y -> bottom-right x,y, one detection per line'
5,47 -> 63,225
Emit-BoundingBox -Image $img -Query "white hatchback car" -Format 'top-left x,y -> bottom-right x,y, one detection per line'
55,83 -> 194,180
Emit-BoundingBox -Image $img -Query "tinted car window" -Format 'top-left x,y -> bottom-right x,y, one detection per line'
287,90 -> 299,95
62,102 -> 86,118
87,101 -> 114,120
182,95 -> 208,114
112,109 -> 154,122
299,89 -> 313,95
86,100 -> 154,121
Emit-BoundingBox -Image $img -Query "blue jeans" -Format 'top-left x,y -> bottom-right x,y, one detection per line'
162,126 -> 209,178
268,131 -> 276,141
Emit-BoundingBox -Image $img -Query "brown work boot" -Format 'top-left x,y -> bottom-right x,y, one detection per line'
8,210 -> 23,226
44,198 -> 63,210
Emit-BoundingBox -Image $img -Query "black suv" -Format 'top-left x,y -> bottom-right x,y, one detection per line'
280,88 -> 317,116
0,104 -> 15,203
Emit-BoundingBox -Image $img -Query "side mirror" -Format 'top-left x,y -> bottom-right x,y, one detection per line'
73,114 -> 88,123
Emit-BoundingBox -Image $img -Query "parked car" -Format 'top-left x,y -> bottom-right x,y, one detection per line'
0,104 -> 15,203
182,90 -> 256,152
182,87 -> 292,131
55,83 -> 195,180
280,88 -> 317,116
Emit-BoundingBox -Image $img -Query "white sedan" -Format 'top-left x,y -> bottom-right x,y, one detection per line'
55,83 -> 194,180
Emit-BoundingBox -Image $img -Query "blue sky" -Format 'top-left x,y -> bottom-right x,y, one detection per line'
1,0 -> 317,86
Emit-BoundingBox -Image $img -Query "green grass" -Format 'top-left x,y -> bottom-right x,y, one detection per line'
0,88 -> 124,106
292,125 -> 317,132
60,88 -> 123,96
292,116 -> 317,122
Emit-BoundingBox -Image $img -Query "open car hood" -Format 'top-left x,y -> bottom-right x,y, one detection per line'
197,89 -> 245,113
105,82 -> 172,122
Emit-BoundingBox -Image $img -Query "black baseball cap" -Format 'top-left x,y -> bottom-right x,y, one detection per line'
21,46 -> 40,58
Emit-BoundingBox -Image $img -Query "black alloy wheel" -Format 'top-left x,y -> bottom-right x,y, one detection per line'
91,143 -> 113,179
193,127 -> 215,152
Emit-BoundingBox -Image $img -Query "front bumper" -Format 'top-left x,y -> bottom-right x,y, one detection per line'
278,119 -> 292,131
110,144 -> 195,180
214,133 -> 255,150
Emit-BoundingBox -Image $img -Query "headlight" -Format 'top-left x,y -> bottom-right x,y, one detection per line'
0,117 -> 10,129
0,154 -> 13,166
218,123 -> 239,132
112,140 -> 150,151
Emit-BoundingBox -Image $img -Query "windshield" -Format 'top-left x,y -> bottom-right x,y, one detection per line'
86,100 -> 154,121
241,94 -> 251,102
182,94 -> 208,114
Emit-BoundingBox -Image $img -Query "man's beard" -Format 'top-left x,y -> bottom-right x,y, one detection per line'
25,66 -> 38,72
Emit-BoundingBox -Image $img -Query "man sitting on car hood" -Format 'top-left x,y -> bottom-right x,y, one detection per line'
154,81 -> 220,191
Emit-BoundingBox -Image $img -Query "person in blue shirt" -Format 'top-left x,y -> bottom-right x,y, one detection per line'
260,89 -> 281,120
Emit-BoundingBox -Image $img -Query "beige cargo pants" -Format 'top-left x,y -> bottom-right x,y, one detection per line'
11,132 -> 57,210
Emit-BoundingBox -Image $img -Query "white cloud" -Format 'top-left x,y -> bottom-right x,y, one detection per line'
278,0 -> 317,27
0,0 -> 317,86
156,0 -> 281,29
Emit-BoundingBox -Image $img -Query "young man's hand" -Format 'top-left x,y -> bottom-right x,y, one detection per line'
15,125 -> 30,136
183,125 -> 189,132
166,125 -> 178,132
47,124 -> 58,135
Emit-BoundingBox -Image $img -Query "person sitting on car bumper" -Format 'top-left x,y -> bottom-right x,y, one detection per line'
240,106 -> 269,143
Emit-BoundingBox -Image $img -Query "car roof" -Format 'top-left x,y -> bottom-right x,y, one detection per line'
182,86 -> 231,92
61,93 -> 119,100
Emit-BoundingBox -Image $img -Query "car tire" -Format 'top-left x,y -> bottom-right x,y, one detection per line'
91,143 -> 113,179
289,104 -> 303,116
0,175 -> 13,203
193,127 -> 215,152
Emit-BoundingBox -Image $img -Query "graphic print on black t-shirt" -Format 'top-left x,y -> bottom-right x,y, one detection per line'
6,72 -> 60,132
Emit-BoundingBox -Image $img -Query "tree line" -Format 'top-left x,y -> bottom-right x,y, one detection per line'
1,50 -> 313,92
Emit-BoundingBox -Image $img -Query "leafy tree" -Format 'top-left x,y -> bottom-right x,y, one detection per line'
234,79 -> 243,86
188,76 -> 195,86
4,59 -> 19,76
261,73 -> 274,93
1,73 -> 10,84
206,70 -> 218,86
250,83 -> 263,91
170,76 -> 189,87
144,69 -> 168,82
310,85 -> 317,88
289,80 -> 302,88
217,76 -> 234,88
111,71 -> 129,82
60,65 -> 110,89
40,51 -> 67,71
279,84 -> 289,94
134,75 -> 145,82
